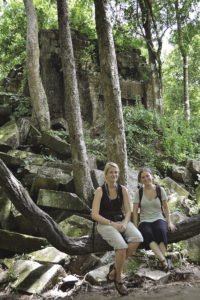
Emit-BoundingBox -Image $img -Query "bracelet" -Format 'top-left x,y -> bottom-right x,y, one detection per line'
108,220 -> 113,225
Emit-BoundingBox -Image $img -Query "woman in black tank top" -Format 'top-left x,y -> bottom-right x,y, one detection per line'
92,162 -> 143,295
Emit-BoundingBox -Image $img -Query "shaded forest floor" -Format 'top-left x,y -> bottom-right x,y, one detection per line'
0,263 -> 200,300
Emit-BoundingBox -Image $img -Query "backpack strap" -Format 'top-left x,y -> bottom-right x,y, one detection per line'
155,185 -> 166,217
138,187 -> 143,208
156,185 -> 162,204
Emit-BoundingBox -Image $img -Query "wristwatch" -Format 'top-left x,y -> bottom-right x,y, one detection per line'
109,220 -> 113,225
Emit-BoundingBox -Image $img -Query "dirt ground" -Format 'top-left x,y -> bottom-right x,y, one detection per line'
74,265 -> 200,300
0,265 -> 200,300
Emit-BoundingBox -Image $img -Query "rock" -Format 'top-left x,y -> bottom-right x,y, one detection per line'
7,149 -> 45,166
37,189 -> 90,213
30,246 -> 70,265
17,118 -> 31,145
31,166 -> 73,197
51,117 -> 68,131
0,151 -> 24,167
10,260 -> 66,294
196,184 -> 200,205
0,229 -> 47,253
0,269 -> 13,284
184,234 -> 200,263
60,274 -> 79,290
0,187 -> 11,229
161,177 -> 190,197
90,169 -> 104,188
85,264 -> 109,285
58,215 -> 93,237
0,143 -> 12,152
167,192 -> 182,210
186,159 -> 200,175
12,214 -> 38,235
128,167 -> 139,202
44,161 -> 72,174
135,267 -> 170,283
40,132 -> 71,158
88,154 -> 97,170
61,275 -> 79,290
0,119 -> 20,149
171,165 -> 187,183
0,104 -> 11,126
68,254 -> 101,275
170,211 -> 187,224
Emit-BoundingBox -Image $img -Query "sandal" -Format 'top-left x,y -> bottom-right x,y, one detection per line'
114,280 -> 128,296
160,259 -> 169,272
106,263 -> 116,281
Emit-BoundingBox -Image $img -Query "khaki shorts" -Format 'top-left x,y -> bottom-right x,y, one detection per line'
97,221 -> 143,250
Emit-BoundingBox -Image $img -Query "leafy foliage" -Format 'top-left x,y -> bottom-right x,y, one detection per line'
0,0 -> 57,79
163,33 -> 200,116
69,0 -> 96,39
123,105 -> 200,171
12,95 -> 32,118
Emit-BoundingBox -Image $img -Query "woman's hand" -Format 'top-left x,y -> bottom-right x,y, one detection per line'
113,222 -> 126,233
168,222 -> 176,232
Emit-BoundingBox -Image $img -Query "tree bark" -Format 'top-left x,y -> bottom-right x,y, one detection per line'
175,0 -> 190,121
56,0 -> 94,204
23,0 -> 51,131
138,0 -> 163,113
0,159 -> 200,255
94,0 -> 128,185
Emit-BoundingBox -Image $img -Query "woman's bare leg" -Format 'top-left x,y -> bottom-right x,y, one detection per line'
126,242 -> 140,258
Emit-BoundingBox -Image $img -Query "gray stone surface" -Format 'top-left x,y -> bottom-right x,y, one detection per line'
0,229 -> 47,253
10,260 -> 66,294
161,177 -> 190,197
40,132 -> 71,157
58,215 -> 92,237
0,119 -> 19,149
30,246 -> 70,265
85,264 -> 109,285
7,149 -> 45,166
37,189 -> 90,212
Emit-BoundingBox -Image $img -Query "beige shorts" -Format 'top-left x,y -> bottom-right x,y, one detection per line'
97,221 -> 143,250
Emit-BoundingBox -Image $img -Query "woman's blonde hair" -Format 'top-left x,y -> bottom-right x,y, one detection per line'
104,162 -> 119,177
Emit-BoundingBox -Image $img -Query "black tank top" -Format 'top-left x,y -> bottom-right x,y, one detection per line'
99,183 -> 123,218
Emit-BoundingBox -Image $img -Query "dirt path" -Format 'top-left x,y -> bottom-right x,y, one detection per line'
74,282 -> 200,300
74,265 -> 200,300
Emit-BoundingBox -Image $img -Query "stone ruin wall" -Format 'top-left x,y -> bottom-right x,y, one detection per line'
39,30 -> 154,125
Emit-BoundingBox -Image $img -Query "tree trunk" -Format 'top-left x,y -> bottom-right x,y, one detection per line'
138,0 -> 163,113
0,159 -> 200,255
94,0 -> 128,185
23,0 -> 50,131
56,0 -> 94,204
175,0 -> 190,121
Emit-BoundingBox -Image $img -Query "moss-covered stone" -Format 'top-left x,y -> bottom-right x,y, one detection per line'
40,132 -> 71,157
0,187 -> 11,229
7,149 -> 45,166
161,177 -> 190,197
10,260 -> 66,294
196,184 -> 200,206
0,229 -> 48,253
0,119 -> 19,148
58,215 -> 92,237
37,189 -> 90,213
30,246 -> 70,265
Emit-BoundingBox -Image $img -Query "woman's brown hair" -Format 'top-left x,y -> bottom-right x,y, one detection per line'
138,167 -> 153,183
